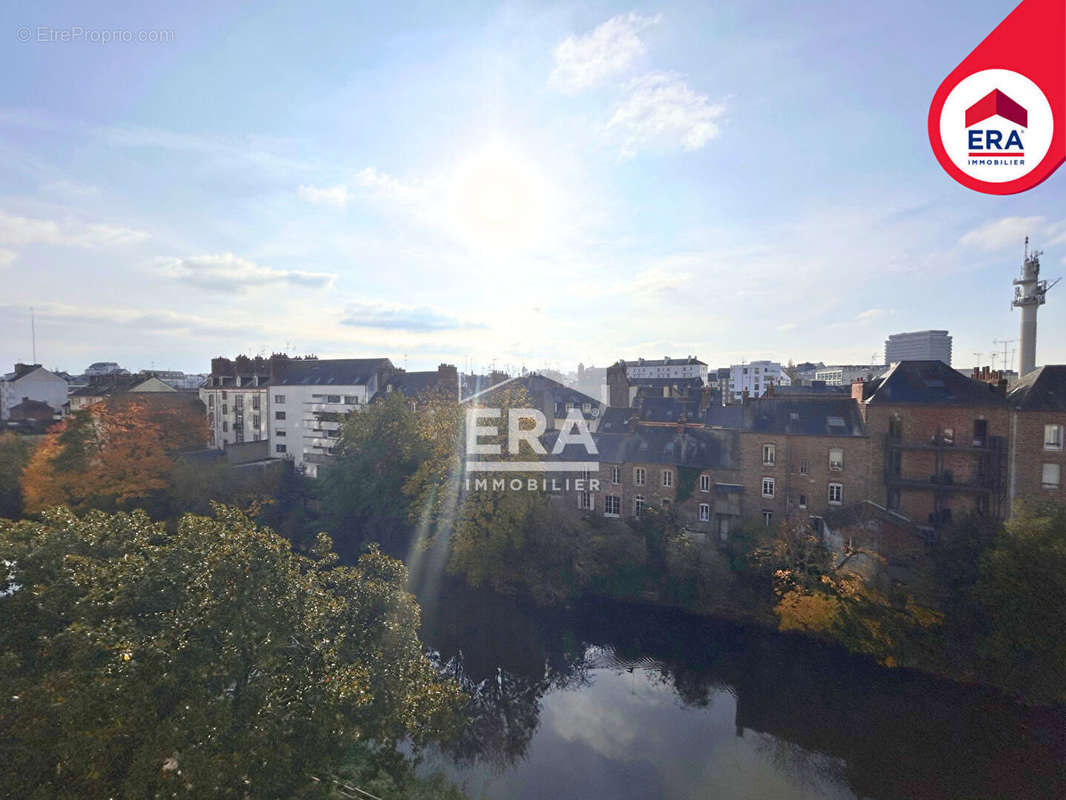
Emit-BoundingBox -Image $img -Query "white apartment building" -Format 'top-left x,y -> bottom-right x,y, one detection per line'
624,356 -> 708,384
269,358 -> 394,477
727,360 -> 791,401
1,364 -> 68,420
200,377 -> 269,449
813,365 -> 885,386
884,330 -> 952,365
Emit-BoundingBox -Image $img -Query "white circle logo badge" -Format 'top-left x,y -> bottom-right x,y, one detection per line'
938,68 -> 1053,183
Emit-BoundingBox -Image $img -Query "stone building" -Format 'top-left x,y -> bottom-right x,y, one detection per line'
1007,365 -> 1066,508
853,360 -> 1009,531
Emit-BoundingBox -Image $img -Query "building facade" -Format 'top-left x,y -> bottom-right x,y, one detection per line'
727,361 -> 791,402
1,364 -> 68,421
269,357 -> 395,477
624,356 -> 708,384
884,330 -> 952,366
813,365 -> 884,386
1007,365 -> 1066,509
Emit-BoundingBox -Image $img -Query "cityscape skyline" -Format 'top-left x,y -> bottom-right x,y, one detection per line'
2,1 -> 1065,375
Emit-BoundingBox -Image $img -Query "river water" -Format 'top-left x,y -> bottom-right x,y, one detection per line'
414,583 -> 1065,800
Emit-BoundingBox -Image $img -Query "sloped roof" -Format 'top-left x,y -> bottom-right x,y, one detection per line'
546,425 -> 739,470
864,360 -> 1006,407
704,397 -> 864,436
277,358 -> 392,386
1008,365 -> 1066,411
385,370 -> 442,398
625,357 -> 706,367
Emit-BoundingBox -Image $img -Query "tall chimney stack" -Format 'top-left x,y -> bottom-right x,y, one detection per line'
1012,237 -> 1055,377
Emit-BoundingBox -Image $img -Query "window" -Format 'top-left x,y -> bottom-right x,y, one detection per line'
275,411 -> 286,420
222,421 -> 228,433
661,498 -> 671,510
634,495 -> 646,516
1042,463 -> 1061,489
762,444 -> 776,465
700,474 -> 711,492
1045,424 -> 1064,451
276,429 -> 286,437
762,477 -> 775,498
698,503 -> 710,522
327,394 -> 341,403
252,395 -> 260,410
344,395 -> 357,405
578,492 -> 592,510
275,444 -> 287,454
208,394 -> 215,407
222,391 -> 227,400
274,394 -> 285,404
611,465 -> 621,485
798,494 -> 808,509
942,427 -> 954,445
662,469 -> 673,488
799,459 -> 809,475
828,482 -> 843,505
973,419 -> 988,447
762,510 -> 773,527
252,414 -> 260,429
222,404 -> 228,415
828,448 -> 844,471
634,467 -> 646,486
604,495 -> 621,516
887,488 -> 901,510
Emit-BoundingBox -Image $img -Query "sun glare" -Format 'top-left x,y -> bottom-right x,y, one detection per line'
449,143 -> 550,252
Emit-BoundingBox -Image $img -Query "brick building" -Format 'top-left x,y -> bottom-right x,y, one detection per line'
1007,365 -> 1066,508
708,396 -> 870,528
854,360 -> 1009,530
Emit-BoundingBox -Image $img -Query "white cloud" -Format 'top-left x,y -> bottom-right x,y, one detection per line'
0,249 -> 15,267
0,210 -> 148,249
550,13 -> 661,92
298,184 -> 350,207
855,308 -> 887,321
340,301 -> 484,331
959,216 -> 1045,250
159,252 -> 335,293
608,73 -> 725,157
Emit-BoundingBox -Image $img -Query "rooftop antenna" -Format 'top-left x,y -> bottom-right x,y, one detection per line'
993,338 -> 1016,371
30,306 -> 36,364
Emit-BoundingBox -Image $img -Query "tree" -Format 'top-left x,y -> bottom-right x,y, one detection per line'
0,432 -> 31,518
0,506 -> 461,799
20,399 -> 208,517
970,503 -> 1066,703
319,391 -> 426,560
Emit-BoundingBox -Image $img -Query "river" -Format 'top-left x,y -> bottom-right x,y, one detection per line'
413,582 -> 1065,800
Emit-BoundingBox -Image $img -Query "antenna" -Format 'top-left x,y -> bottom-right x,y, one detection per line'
30,306 -> 36,364
993,338 -> 1016,371
973,352 -> 983,367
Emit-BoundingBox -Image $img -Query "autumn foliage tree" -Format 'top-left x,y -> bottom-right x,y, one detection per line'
20,398 -> 206,515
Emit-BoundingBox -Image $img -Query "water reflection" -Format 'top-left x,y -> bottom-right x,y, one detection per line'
418,581 -> 1066,800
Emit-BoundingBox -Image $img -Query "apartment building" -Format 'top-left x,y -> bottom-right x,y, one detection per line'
200,355 -> 286,449
269,358 -> 395,477
854,360 -> 1009,530
624,356 -> 708,384
727,361 -> 791,401
885,330 -> 952,366
1007,365 -> 1066,508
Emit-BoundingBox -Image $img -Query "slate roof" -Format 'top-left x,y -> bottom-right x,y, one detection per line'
864,360 -> 1006,407
637,396 -> 701,423
1008,365 -> 1066,411
627,376 -> 705,388
546,425 -> 739,471
385,370 -> 442,398
705,397 -> 865,436
277,358 -> 392,386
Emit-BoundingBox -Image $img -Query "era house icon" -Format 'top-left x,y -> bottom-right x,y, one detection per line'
965,89 -> 1027,154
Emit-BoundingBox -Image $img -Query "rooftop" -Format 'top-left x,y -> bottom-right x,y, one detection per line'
863,360 -> 1006,407
1007,365 -> 1066,411
277,358 -> 393,386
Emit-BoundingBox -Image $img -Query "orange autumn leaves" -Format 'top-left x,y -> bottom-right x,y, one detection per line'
21,399 -> 207,514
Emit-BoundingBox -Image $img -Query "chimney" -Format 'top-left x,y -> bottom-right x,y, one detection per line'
851,377 -> 866,403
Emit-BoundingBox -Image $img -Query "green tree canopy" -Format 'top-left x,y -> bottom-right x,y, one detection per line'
0,506 -> 461,799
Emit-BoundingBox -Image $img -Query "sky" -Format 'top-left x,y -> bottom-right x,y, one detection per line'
1,0 -> 1064,376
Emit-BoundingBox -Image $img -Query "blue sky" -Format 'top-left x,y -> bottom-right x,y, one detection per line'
1,0 -> 1064,375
